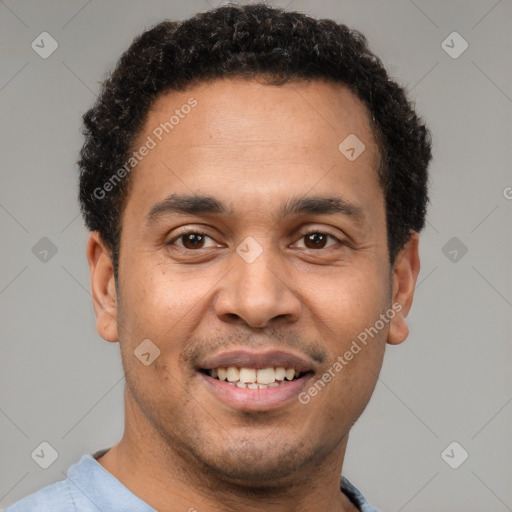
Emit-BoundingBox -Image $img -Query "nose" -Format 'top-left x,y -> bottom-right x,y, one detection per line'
214,249 -> 301,329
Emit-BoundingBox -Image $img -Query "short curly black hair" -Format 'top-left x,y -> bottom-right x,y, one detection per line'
79,3 -> 431,275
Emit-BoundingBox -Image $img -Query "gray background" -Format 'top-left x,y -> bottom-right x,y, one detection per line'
1,0 -> 511,510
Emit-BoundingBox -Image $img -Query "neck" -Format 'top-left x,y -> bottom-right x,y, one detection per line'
96,388 -> 359,512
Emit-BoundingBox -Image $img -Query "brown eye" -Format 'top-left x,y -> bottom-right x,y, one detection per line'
181,233 -> 206,249
169,232 -> 218,250
294,232 -> 339,250
304,233 -> 328,249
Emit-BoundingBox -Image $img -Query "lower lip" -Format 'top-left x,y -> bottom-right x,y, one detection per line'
199,372 -> 312,411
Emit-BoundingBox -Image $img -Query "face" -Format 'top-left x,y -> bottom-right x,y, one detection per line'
89,78 -> 419,487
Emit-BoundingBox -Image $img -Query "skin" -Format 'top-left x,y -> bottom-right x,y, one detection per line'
87,77 -> 420,512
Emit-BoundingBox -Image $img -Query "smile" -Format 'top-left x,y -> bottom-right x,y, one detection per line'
202,366 -> 303,389
197,348 -> 316,411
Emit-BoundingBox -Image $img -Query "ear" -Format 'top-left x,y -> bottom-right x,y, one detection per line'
87,232 -> 119,343
387,231 -> 421,345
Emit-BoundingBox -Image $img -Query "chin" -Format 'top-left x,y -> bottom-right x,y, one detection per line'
190,436 -> 313,487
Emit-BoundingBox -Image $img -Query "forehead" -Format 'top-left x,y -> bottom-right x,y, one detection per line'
146,77 -> 378,162
124,78 -> 383,223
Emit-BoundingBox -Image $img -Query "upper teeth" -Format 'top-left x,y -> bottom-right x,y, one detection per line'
211,366 -> 298,384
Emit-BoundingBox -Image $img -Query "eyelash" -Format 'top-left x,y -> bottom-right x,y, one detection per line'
167,229 -> 344,250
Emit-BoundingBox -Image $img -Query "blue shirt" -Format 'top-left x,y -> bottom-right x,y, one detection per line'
5,449 -> 379,511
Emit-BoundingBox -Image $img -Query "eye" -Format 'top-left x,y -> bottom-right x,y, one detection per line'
293,231 -> 341,250
168,229 -> 344,251
168,231 -> 219,250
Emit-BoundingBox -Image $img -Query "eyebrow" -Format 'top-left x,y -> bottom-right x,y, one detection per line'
280,196 -> 365,225
146,194 -> 365,225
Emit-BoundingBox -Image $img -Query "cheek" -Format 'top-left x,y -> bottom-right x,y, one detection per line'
302,261 -> 390,340
116,265 -> 196,409
299,263 -> 389,400
121,261 -> 203,333
116,260 -> 219,398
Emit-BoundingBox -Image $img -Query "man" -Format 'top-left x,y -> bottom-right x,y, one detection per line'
7,3 -> 431,511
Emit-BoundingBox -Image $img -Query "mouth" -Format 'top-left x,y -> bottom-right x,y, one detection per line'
196,349 -> 315,411
199,366 -> 306,389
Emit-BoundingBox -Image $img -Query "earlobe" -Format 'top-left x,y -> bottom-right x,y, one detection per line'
87,232 -> 119,343
387,232 -> 421,346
